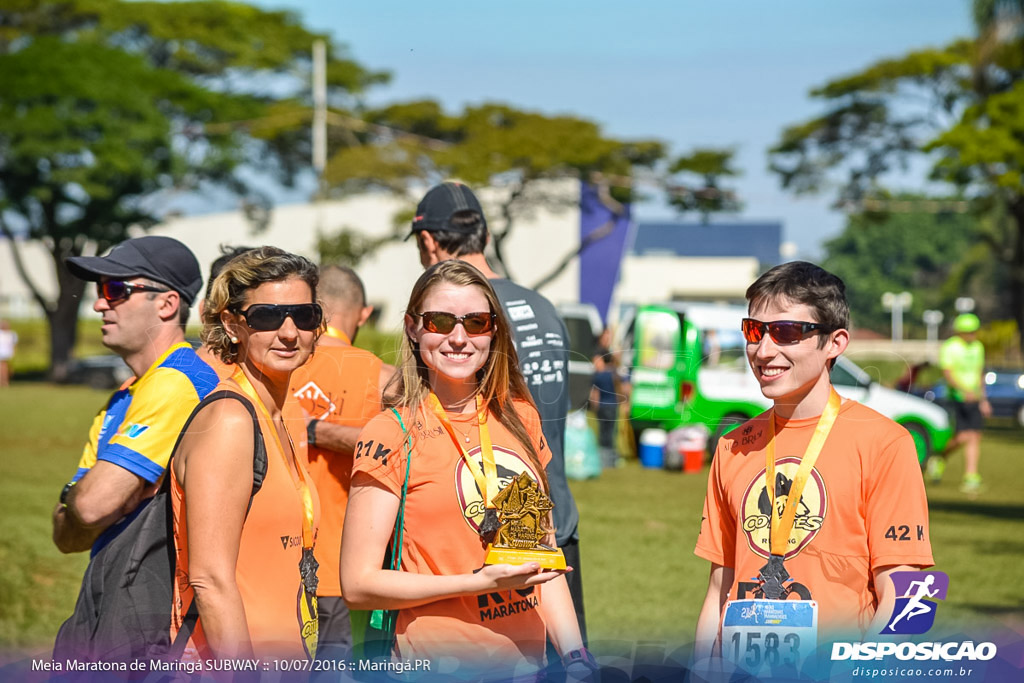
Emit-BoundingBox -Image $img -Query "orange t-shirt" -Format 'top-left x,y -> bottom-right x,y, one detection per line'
290,343 -> 384,596
351,399 -> 551,670
694,399 -> 933,636
170,384 -> 321,660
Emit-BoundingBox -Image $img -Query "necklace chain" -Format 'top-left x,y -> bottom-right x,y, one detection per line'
451,418 -> 474,443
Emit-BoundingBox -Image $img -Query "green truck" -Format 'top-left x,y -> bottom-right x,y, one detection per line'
624,303 -> 952,463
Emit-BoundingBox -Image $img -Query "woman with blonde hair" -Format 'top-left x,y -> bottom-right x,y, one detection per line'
169,246 -> 324,661
341,260 -> 588,678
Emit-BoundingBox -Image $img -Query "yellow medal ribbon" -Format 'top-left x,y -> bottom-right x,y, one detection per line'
765,388 -> 841,557
324,325 -> 351,344
232,369 -> 315,550
428,393 -> 498,508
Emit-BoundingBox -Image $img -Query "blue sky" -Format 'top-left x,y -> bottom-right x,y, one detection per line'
251,0 -> 974,257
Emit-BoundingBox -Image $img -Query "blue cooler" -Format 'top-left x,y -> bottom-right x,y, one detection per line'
638,428 -> 667,468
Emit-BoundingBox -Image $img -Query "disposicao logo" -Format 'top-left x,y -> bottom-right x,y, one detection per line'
831,570 -> 998,663
881,570 -> 949,635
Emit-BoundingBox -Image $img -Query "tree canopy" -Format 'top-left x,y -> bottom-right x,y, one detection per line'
769,3 -> 1024,349
320,100 -> 667,280
821,198 -> 982,335
0,0 -> 388,378
3,1 -> 749,374
666,148 -> 741,222
320,99 -> 742,284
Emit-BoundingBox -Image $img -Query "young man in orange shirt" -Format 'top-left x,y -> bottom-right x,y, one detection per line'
289,265 -> 394,659
694,262 -> 933,668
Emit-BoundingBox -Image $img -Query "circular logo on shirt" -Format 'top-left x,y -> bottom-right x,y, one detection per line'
740,456 -> 827,560
454,445 -> 540,534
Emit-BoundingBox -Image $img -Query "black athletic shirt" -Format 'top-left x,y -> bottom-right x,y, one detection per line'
490,278 -> 579,544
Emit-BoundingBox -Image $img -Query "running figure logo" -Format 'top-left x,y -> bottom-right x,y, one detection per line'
880,570 -> 949,635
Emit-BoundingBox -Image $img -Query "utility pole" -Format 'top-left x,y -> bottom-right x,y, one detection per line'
311,40 -> 327,258
312,40 -> 327,193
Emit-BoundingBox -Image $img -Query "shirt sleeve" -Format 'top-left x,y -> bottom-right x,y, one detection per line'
72,407 -> 107,483
865,429 -> 934,570
694,439 -> 735,568
351,409 -> 410,496
102,368 -> 202,483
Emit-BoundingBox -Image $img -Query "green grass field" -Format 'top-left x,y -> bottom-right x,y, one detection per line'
1,383 -> 1022,656
6,320 -> 404,378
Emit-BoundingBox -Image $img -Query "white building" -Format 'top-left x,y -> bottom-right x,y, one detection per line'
1,185 -> 784,337
1,180 -> 583,332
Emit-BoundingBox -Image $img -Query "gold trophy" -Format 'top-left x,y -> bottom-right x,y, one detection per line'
483,471 -> 566,570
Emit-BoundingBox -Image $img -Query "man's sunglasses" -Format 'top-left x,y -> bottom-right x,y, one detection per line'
233,303 -> 324,332
741,318 -> 831,345
413,311 -> 496,336
97,280 -> 169,303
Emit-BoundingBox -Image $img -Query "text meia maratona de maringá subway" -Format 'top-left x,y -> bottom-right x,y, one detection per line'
31,659 -> 257,674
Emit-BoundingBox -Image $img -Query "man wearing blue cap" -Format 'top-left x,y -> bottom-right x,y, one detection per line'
52,235 -> 219,555
927,313 -> 990,493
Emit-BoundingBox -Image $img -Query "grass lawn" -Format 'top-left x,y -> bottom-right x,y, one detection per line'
7,319 -> 404,378
1,383 -> 1022,656
0,384 -> 96,651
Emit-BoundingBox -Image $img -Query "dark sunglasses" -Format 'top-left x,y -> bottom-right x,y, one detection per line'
413,311 -> 496,336
742,318 -> 831,345
233,303 -> 323,332
97,280 -> 169,303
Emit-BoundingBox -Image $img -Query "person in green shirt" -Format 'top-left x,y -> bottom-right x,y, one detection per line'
927,313 -> 990,494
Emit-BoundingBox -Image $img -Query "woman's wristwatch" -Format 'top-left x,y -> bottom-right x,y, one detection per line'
306,419 -> 319,447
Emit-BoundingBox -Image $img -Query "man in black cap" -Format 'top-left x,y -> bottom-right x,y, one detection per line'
52,236 -> 219,555
411,182 -> 590,652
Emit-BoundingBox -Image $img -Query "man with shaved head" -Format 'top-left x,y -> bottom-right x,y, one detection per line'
289,264 -> 394,660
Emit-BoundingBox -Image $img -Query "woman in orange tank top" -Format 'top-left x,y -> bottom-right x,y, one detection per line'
169,247 -> 324,661
341,260 -> 588,679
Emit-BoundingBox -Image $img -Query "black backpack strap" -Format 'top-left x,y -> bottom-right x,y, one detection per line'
167,390 -> 268,657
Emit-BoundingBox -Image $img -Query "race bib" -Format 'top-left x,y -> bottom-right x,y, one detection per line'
722,599 -> 817,677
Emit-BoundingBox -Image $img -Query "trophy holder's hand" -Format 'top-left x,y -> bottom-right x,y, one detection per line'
474,561 -> 571,593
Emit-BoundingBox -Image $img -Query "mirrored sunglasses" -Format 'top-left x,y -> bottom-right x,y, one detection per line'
741,318 -> 830,345
414,311 -> 495,336
234,303 -> 323,332
97,280 -> 169,303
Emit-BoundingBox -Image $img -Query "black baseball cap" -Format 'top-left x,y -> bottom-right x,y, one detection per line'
408,182 -> 487,240
65,236 -> 203,305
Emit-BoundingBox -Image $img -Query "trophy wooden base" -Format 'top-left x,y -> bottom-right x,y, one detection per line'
484,544 -> 566,570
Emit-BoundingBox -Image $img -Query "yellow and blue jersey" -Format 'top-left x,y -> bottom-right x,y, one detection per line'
72,342 -> 218,551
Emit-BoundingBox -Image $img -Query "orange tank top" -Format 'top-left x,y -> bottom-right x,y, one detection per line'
169,383 -> 321,660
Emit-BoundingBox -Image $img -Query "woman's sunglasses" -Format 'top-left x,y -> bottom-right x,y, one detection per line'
97,280 -> 169,303
233,303 -> 323,332
741,318 -> 830,345
413,311 -> 495,336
